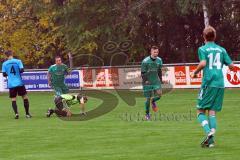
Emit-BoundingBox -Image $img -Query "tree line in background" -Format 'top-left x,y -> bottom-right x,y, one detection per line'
0,0 -> 239,68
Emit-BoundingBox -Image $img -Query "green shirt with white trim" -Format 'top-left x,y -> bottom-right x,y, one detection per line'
198,42 -> 232,88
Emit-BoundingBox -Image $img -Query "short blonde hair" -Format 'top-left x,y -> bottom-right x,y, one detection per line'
203,26 -> 216,41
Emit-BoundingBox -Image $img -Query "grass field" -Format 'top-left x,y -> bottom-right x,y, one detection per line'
0,89 -> 239,160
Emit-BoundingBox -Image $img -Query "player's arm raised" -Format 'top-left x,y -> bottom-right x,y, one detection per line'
67,52 -> 73,74
66,65 -> 71,75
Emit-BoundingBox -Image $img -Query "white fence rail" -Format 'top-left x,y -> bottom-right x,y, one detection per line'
0,63 -> 240,92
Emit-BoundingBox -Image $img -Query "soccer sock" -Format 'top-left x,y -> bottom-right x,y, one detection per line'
145,98 -> 150,114
197,113 -> 211,135
152,96 -> 161,102
209,115 -> 217,133
23,99 -> 30,115
12,101 -> 18,115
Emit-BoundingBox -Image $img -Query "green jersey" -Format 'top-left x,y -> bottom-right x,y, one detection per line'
61,94 -> 79,108
198,42 -> 232,88
48,64 -> 70,86
141,56 -> 163,85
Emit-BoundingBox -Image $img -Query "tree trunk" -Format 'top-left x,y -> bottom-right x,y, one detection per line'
202,0 -> 209,27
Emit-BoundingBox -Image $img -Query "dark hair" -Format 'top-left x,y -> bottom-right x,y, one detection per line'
77,93 -> 88,103
55,56 -> 62,59
203,26 -> 216,41
151,45 -> 159,50
77,94 -> 81,102
4,50 -> 13,57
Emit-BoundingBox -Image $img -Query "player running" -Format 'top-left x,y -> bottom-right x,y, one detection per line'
141,46 -> 163,120
47,56 -> 71,96
46,93 -> 88,117
192,26 -> 234,148
2,50 -> 32,119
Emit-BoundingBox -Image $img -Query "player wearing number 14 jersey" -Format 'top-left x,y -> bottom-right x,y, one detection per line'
192,26 -> 234,148
2,50 -> 31,119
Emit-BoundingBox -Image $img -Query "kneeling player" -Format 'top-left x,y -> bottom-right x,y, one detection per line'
46,93 -> 88,117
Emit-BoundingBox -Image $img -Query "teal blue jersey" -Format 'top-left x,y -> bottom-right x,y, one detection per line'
141,56 -> 163,85
2,58 -> 24,88
198,42 -> 232,88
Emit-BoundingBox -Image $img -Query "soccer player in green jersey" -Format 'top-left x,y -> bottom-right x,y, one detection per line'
46,93 -> 88,117
192,26 -> 234,148
47,56 -> 71,96
141,46 -> 163,120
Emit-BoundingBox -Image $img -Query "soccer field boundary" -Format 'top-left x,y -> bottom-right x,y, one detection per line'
0,89 -> 239,160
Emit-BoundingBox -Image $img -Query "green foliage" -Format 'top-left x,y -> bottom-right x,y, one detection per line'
0,0 -> 239,68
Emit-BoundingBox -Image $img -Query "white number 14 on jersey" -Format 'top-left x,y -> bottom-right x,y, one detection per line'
208,53 -> 221,69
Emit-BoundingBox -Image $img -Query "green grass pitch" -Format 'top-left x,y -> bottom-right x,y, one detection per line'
0,89 -> 239,160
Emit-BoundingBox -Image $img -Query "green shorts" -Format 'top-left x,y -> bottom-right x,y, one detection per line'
53,85 -> 69,96
197,87 -> 224,112
143,84 -> 161,98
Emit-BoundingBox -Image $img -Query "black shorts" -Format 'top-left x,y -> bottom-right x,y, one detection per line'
9,86 -> 27,98
54,96 -> 68,117
54,96 -> 64,110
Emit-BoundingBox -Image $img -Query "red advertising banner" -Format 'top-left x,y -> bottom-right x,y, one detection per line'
108,68 -> 119,86
189,66 -> 202,85
96,69 -> 106,87
226,66 -> 240,85
83,69 -> 93,87
174,66 -> 187,85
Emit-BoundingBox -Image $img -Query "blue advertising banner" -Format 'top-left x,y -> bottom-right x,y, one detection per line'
4,71 -> 80,91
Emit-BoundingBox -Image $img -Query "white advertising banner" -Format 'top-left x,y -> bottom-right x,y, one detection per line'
117,68 -> 142,89
80,65 -> 240,89
0,73 -> 4,92
80,68 -> 121,89
80,66 -> 201,89
0,64 -> 240,92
